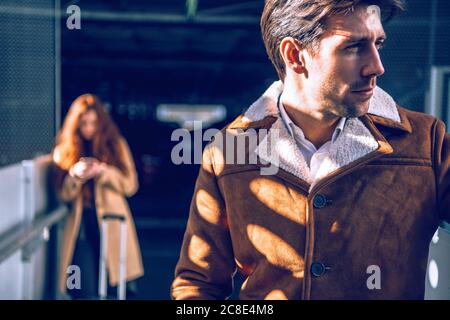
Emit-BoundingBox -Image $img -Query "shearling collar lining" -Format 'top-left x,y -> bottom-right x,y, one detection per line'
241,81 -> 401,125
230,81 -> 400,189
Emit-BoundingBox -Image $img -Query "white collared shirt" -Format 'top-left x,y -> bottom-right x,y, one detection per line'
279,102 -> 347,181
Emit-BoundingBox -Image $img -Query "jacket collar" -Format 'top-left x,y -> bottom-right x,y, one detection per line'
228,81 -> 409,189
231,81 -> 411,131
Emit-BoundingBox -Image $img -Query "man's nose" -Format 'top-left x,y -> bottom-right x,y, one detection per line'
361,46 -> 385,78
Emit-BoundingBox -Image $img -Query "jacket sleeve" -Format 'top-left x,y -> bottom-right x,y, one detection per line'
96,138 -> 139,197
434,120 -> 450,223
52,148 -> 83,203
58,171 -> 83,202
171,143 -> 236,300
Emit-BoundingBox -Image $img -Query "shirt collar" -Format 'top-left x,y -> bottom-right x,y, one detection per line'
278,100 -> 346,143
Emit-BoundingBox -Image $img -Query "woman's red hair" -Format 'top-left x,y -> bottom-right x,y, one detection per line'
53,94 -> 127,188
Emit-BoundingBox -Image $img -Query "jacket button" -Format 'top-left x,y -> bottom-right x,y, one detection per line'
311,262 -> 327,277
313,194 -> 329,208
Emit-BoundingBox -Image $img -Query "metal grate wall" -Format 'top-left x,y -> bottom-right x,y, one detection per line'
0,0 -> 58,167
379,0 -> 450,113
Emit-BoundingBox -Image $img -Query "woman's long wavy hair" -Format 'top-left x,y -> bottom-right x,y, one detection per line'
53,94 -> 127,190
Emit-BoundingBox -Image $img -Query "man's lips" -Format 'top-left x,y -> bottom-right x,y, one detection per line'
352,87 -> 374,93
351,87 -> 374,98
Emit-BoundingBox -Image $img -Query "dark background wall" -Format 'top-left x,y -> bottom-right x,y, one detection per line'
0,0 -> 58,167
0,0 -> 449,299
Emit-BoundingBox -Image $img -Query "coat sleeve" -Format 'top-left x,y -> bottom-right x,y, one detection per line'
58,173 -> 83,202
171,143 -> 236,300
434,119 -> 450,223
52,148 -> 83,203
96,138 -> 139,197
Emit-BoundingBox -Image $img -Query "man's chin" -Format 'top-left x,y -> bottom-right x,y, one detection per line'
343,101 -> 370,118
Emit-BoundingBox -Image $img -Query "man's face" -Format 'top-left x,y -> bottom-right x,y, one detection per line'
302,5 -> 386,118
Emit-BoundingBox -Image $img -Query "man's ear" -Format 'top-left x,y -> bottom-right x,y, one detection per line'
279,37 -> 307,75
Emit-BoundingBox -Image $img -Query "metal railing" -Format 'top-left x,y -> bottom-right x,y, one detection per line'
441,221 -> 450,234
0,206 -> 68,265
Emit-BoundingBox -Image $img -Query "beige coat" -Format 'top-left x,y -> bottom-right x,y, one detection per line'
54,138 -> 144,294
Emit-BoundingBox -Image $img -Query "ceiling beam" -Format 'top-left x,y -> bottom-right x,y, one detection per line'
1,5 -> 450,27
186,0 -> 198,20
197,1 -> 261,16
0,5 -> 259,26
61,57 -> 270,70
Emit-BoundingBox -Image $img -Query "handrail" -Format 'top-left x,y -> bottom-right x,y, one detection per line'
0,205 -> 68,264
441,221 -> 450,234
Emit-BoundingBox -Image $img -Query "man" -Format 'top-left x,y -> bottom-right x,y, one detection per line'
172,0 -> 450,300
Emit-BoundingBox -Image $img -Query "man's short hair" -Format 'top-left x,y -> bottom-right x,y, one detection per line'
261,0 -> 406,80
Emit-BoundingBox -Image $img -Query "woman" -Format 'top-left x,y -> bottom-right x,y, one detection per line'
53,94 -> 144,299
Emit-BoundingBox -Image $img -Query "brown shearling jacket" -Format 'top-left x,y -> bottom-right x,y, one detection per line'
172,82 -> 450,300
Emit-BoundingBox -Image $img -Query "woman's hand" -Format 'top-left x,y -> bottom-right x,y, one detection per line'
69,160 -> 91,180
69,158 -> 104,180
88,158 -> 105,178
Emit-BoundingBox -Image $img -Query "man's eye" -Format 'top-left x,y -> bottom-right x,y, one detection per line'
376,42 -> 385,51
346,44 -> 361,53
345,42 -> 385,53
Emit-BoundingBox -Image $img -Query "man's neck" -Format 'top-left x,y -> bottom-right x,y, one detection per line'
281,90 -> 341,149
284,106 -> 340,149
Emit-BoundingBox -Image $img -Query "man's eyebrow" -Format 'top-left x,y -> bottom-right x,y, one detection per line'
344,34 -> 387,43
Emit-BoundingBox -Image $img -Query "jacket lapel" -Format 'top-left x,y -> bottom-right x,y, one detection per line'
255,115 -> 314,184
313,117 -> 380,182
230,81 -> 411,188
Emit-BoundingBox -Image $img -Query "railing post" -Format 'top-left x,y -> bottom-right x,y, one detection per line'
20,160 -> 34,299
